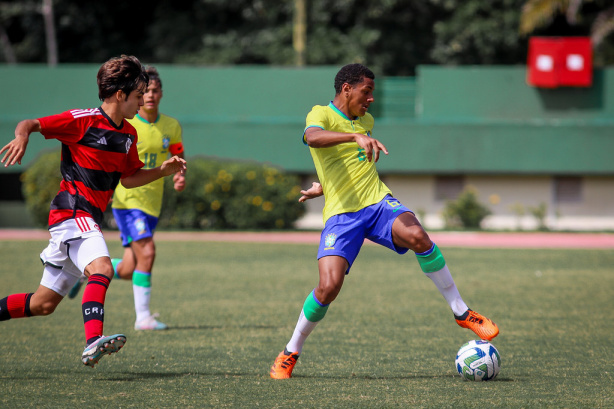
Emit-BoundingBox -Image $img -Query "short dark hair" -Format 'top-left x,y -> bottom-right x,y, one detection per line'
97,55 -> 149,101
334,63 -> 375,94
145,66 -> 162,89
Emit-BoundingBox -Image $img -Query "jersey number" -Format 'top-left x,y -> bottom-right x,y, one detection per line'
357,148 -> 367,162
142,153 -> 157,169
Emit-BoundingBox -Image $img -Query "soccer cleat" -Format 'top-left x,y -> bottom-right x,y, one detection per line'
81,334 -> 126,367
134,314 -> 169,331
455,309 -> 499,341
270,348 -> 300,379
67,275 -> 87,299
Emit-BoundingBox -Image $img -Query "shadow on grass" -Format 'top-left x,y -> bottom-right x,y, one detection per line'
168,324 -> 279,330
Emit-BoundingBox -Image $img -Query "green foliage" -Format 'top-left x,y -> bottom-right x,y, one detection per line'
442,186 -> 491,229
21,151 -> 305,230
529,202 -> 549,231
20,149 -> 62,227
159,156 -> 305,229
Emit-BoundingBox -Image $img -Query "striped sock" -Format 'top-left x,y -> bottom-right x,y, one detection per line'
0,293 -> 33,321
82,274 -> 110,345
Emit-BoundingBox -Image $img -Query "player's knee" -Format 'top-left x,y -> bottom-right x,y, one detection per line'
403,226 -> 432,253
33,300 -> 59,316
316,281 -> 342,304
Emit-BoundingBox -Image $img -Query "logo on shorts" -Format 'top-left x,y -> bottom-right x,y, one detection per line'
387,200 -> 402,212
324,233 -> 337,249
135,218 -> 147,235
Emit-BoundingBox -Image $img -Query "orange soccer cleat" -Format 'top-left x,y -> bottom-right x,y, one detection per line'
455,309 -> 499,341
270,349 -> 300,379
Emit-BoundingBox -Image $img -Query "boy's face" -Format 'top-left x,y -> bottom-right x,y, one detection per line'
120,84 -> 145,120
141,80 -> 163,114
345,77 -> 375,118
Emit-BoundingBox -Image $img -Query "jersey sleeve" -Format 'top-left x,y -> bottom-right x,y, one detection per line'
38,110 -> 88,144
169,120 -> 184,155
303,105 -> 329,144
121,127 -> 145,178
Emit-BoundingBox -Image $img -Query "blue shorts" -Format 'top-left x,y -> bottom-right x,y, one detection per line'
317,196 -> 412,273
112,208 -> 159,247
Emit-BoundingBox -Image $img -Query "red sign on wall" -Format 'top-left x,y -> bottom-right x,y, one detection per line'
527,37 -> 592,88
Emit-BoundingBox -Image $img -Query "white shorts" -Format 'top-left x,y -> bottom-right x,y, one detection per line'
40,217 -> 110,297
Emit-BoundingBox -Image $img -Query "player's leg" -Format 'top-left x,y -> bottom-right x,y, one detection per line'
0,285 -> 62,321
391,211 -> 499,340
271,256 -> 347,379
68,221 -> 126,367
271,212 -> 363,379
130,236 -> 166,330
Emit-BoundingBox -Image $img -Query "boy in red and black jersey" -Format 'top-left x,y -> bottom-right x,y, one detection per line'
0,55 -> 186,368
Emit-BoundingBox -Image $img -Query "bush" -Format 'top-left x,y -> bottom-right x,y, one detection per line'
442,186 -> 491,229
159,156 -> 305,229
21,150 -> 62,227
22,152 -> 306,230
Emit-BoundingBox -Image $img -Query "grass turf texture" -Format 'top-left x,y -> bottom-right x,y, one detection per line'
0,239 -> 612,408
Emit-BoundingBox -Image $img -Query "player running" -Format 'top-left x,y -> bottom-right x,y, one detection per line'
270,63 -> 498,379
0,55 -> 186,367
68,66 -> 185,331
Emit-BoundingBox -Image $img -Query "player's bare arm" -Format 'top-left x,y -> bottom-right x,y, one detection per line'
173,152 -> 186,192
298,182 -> 323,203
1,119 -> 41,167
122,155 -> 187,189
304,127 -> 388,162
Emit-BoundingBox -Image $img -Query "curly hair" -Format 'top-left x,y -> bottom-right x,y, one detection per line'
145,66 -> 162,89
334,63 -> 375,94
97,55 -> 149,101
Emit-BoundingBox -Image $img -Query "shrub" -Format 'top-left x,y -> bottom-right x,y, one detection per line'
21,150 -> 62,227
22,152 -> 306,230
159,156 -> 305,229
442,186 -> 491,229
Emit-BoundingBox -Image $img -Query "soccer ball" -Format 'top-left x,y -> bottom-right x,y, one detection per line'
455,340 -> 501,381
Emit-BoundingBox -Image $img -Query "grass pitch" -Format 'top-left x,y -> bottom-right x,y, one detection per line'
0,238 -> 612,408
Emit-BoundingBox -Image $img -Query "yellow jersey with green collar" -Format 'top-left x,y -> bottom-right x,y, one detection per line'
112,113 -> 183,217
304,102 -> 391,223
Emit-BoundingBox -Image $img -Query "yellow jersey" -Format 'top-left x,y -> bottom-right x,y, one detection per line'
112,113 -> 183,217
304,102 -> 391,223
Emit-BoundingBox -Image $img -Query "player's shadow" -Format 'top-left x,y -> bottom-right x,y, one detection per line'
168,324 -> 279,330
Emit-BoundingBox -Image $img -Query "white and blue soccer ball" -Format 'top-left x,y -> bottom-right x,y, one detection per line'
455,340 -> 501,381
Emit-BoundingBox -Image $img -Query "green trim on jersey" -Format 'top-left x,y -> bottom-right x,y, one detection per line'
112,113 -> 182,217
304,102 -> 391,223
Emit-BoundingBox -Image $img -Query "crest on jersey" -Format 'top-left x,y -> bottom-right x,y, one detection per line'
125,138 -> 133,153
163,136 -> 170,150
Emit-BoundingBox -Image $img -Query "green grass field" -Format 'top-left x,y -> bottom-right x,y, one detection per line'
0,239 -> 612,408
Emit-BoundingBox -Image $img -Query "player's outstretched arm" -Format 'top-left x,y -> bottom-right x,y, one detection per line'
298,182 -> 323,203
304,127 -> 388,162
1,119 -> 40,168
122,155 -> 187,189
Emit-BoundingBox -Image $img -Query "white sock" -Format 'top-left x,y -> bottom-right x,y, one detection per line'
425,265 -> 468,316
286,310 -> 319,354
133,284 -> 151,322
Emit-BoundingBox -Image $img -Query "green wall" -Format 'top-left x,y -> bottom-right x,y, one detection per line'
1,65 -> 612,175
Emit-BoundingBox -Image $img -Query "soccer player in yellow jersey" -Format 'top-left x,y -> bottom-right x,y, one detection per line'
69,66 -> 185,331
270,63 -> 499,379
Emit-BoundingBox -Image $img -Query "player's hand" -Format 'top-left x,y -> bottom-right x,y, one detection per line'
0,135 -> 29,168
354,133 -> 388,162
173,173 -> 186,192
299,182 -> 323,202
161,155 -> 186,176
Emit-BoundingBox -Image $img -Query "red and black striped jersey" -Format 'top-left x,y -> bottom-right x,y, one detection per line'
38,107 -> 144,228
